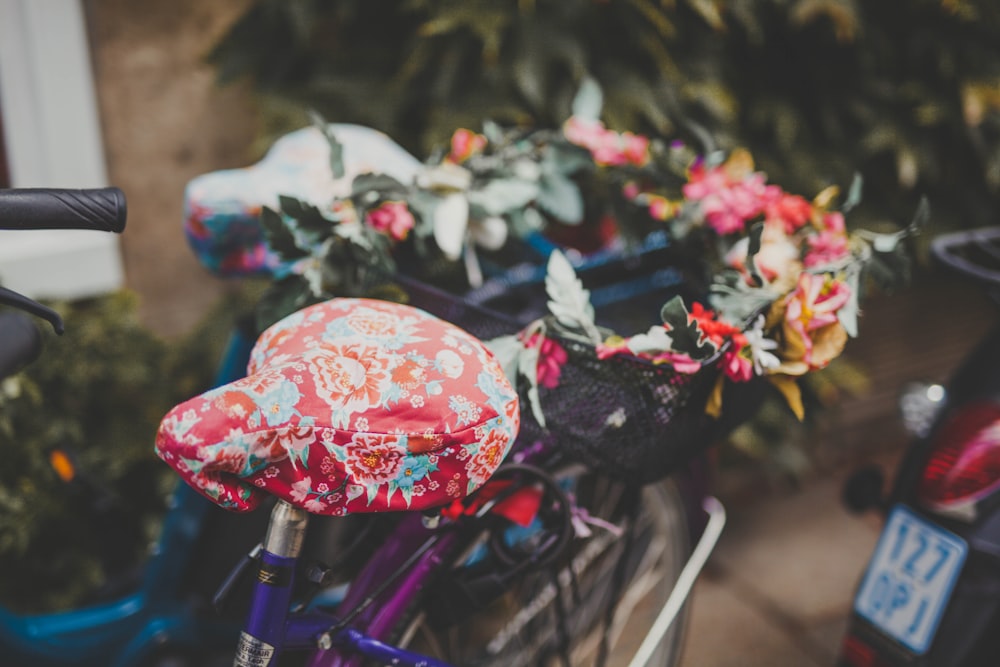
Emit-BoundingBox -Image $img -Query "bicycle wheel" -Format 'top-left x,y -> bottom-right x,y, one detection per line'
391,467 -> 693,667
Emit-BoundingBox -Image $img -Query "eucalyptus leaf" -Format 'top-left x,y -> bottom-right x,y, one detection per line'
839,268 -> 861,337
467,178 -> 539,216
536,173 -> 584,225
842,173 -> 864,214
571,76 -> 603,121
432,193 -> 470,260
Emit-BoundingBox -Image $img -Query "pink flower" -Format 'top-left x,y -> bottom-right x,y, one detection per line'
365,201 -> 415,241
764,191 -> 813,234
563,116 -> 650,167
621,132 -> 651,166
596,336 -> 703,374
804,230 -> 850,268
596,337 -> 631,360
785,272 -> 850,333
447,128 -> 487,163
822,211 -> 846,233
524,334 -> 568,389
722,333 -> 754,382
646,195 -> 674,221
683,154 -> 776,235
650,351 -> 702,374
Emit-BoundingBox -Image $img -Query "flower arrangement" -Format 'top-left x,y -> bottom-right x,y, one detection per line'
258,81 -> 919,423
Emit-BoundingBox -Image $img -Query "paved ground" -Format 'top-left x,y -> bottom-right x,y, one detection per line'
677,452 -> 899,667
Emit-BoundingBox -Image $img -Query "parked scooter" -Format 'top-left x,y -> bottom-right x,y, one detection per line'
840,227 -> 1000,667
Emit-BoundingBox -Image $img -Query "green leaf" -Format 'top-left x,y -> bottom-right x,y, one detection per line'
545,250 -> 600,342
432,193 -> 470,260
260,206 -> 307,260
309,111 -> 345,179
659,297 -> 716,359
516,322 -> 547,428
467,178 -> 539,216
352,173 -> 409,200
278,195 -> 323,224
745,222 -> 765,287
256,275 -> 315,331
571,76 -> 603,121
839,267 -> 862,337
536,173 -> 584,224
842,173 -> 864,214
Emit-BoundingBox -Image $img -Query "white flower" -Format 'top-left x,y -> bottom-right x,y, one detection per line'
744,315 -> 780,374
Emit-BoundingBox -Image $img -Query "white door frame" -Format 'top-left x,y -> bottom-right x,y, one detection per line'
0,0 -> 124,299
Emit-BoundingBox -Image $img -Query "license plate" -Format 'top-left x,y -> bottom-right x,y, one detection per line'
853,505 -> 968,655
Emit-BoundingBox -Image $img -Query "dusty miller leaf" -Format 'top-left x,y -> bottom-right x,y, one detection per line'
660,297 -> 716,360
545,251 -> 600,343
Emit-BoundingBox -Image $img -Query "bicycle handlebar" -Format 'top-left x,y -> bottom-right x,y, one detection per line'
931,227 -> 1000,286
0,187 -> 127,233
0,311 -> 41,380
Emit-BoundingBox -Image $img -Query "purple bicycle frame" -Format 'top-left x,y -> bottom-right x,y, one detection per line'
236,438 -> 565,666
236,504 -> 462,667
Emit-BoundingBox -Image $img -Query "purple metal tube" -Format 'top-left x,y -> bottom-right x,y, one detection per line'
304,520 -> 459,667
234,551 -> 297,666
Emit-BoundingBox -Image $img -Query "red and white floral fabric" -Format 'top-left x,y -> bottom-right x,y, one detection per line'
156,298 -> 520,515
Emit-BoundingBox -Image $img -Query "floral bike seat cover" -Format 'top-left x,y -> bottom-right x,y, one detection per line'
156,298 -> 520,516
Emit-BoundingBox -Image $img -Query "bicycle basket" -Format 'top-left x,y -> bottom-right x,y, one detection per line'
399,243 -> 763,485
517,324 -> 728,484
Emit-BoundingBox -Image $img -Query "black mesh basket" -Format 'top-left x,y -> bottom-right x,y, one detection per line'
517,323 -> 765,484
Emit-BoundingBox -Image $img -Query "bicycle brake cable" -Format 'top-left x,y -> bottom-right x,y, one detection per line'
0,286 -> 64,334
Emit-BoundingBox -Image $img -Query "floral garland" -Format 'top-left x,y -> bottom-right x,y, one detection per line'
260,81 -> 918,421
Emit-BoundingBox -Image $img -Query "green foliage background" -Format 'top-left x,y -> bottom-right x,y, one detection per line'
209,0 -> 987,474
0,291 -> 248,611
209,0 -> 1000,235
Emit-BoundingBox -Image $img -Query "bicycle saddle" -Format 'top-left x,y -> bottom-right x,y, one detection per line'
156,298 -> 519,515
183,123 -> 421,276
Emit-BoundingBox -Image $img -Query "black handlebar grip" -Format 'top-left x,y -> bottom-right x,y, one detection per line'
0,187 -> 127,233
0,311 -> 42,381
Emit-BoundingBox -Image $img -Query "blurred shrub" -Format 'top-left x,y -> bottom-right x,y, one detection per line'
0,289 -> 253,611
209,0 -> 1000,233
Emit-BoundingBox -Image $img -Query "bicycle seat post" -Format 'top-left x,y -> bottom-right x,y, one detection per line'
235,501 -> 310,665
265,500 -> 309,559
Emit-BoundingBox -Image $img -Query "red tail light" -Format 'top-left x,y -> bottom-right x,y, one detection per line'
838,632 -> 895,667
918,401 -> 1000,516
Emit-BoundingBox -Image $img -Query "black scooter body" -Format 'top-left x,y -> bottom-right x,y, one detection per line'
842,320 -> 1000,666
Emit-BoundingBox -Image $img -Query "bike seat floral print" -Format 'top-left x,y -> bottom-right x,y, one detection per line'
156,298 -> 520,515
